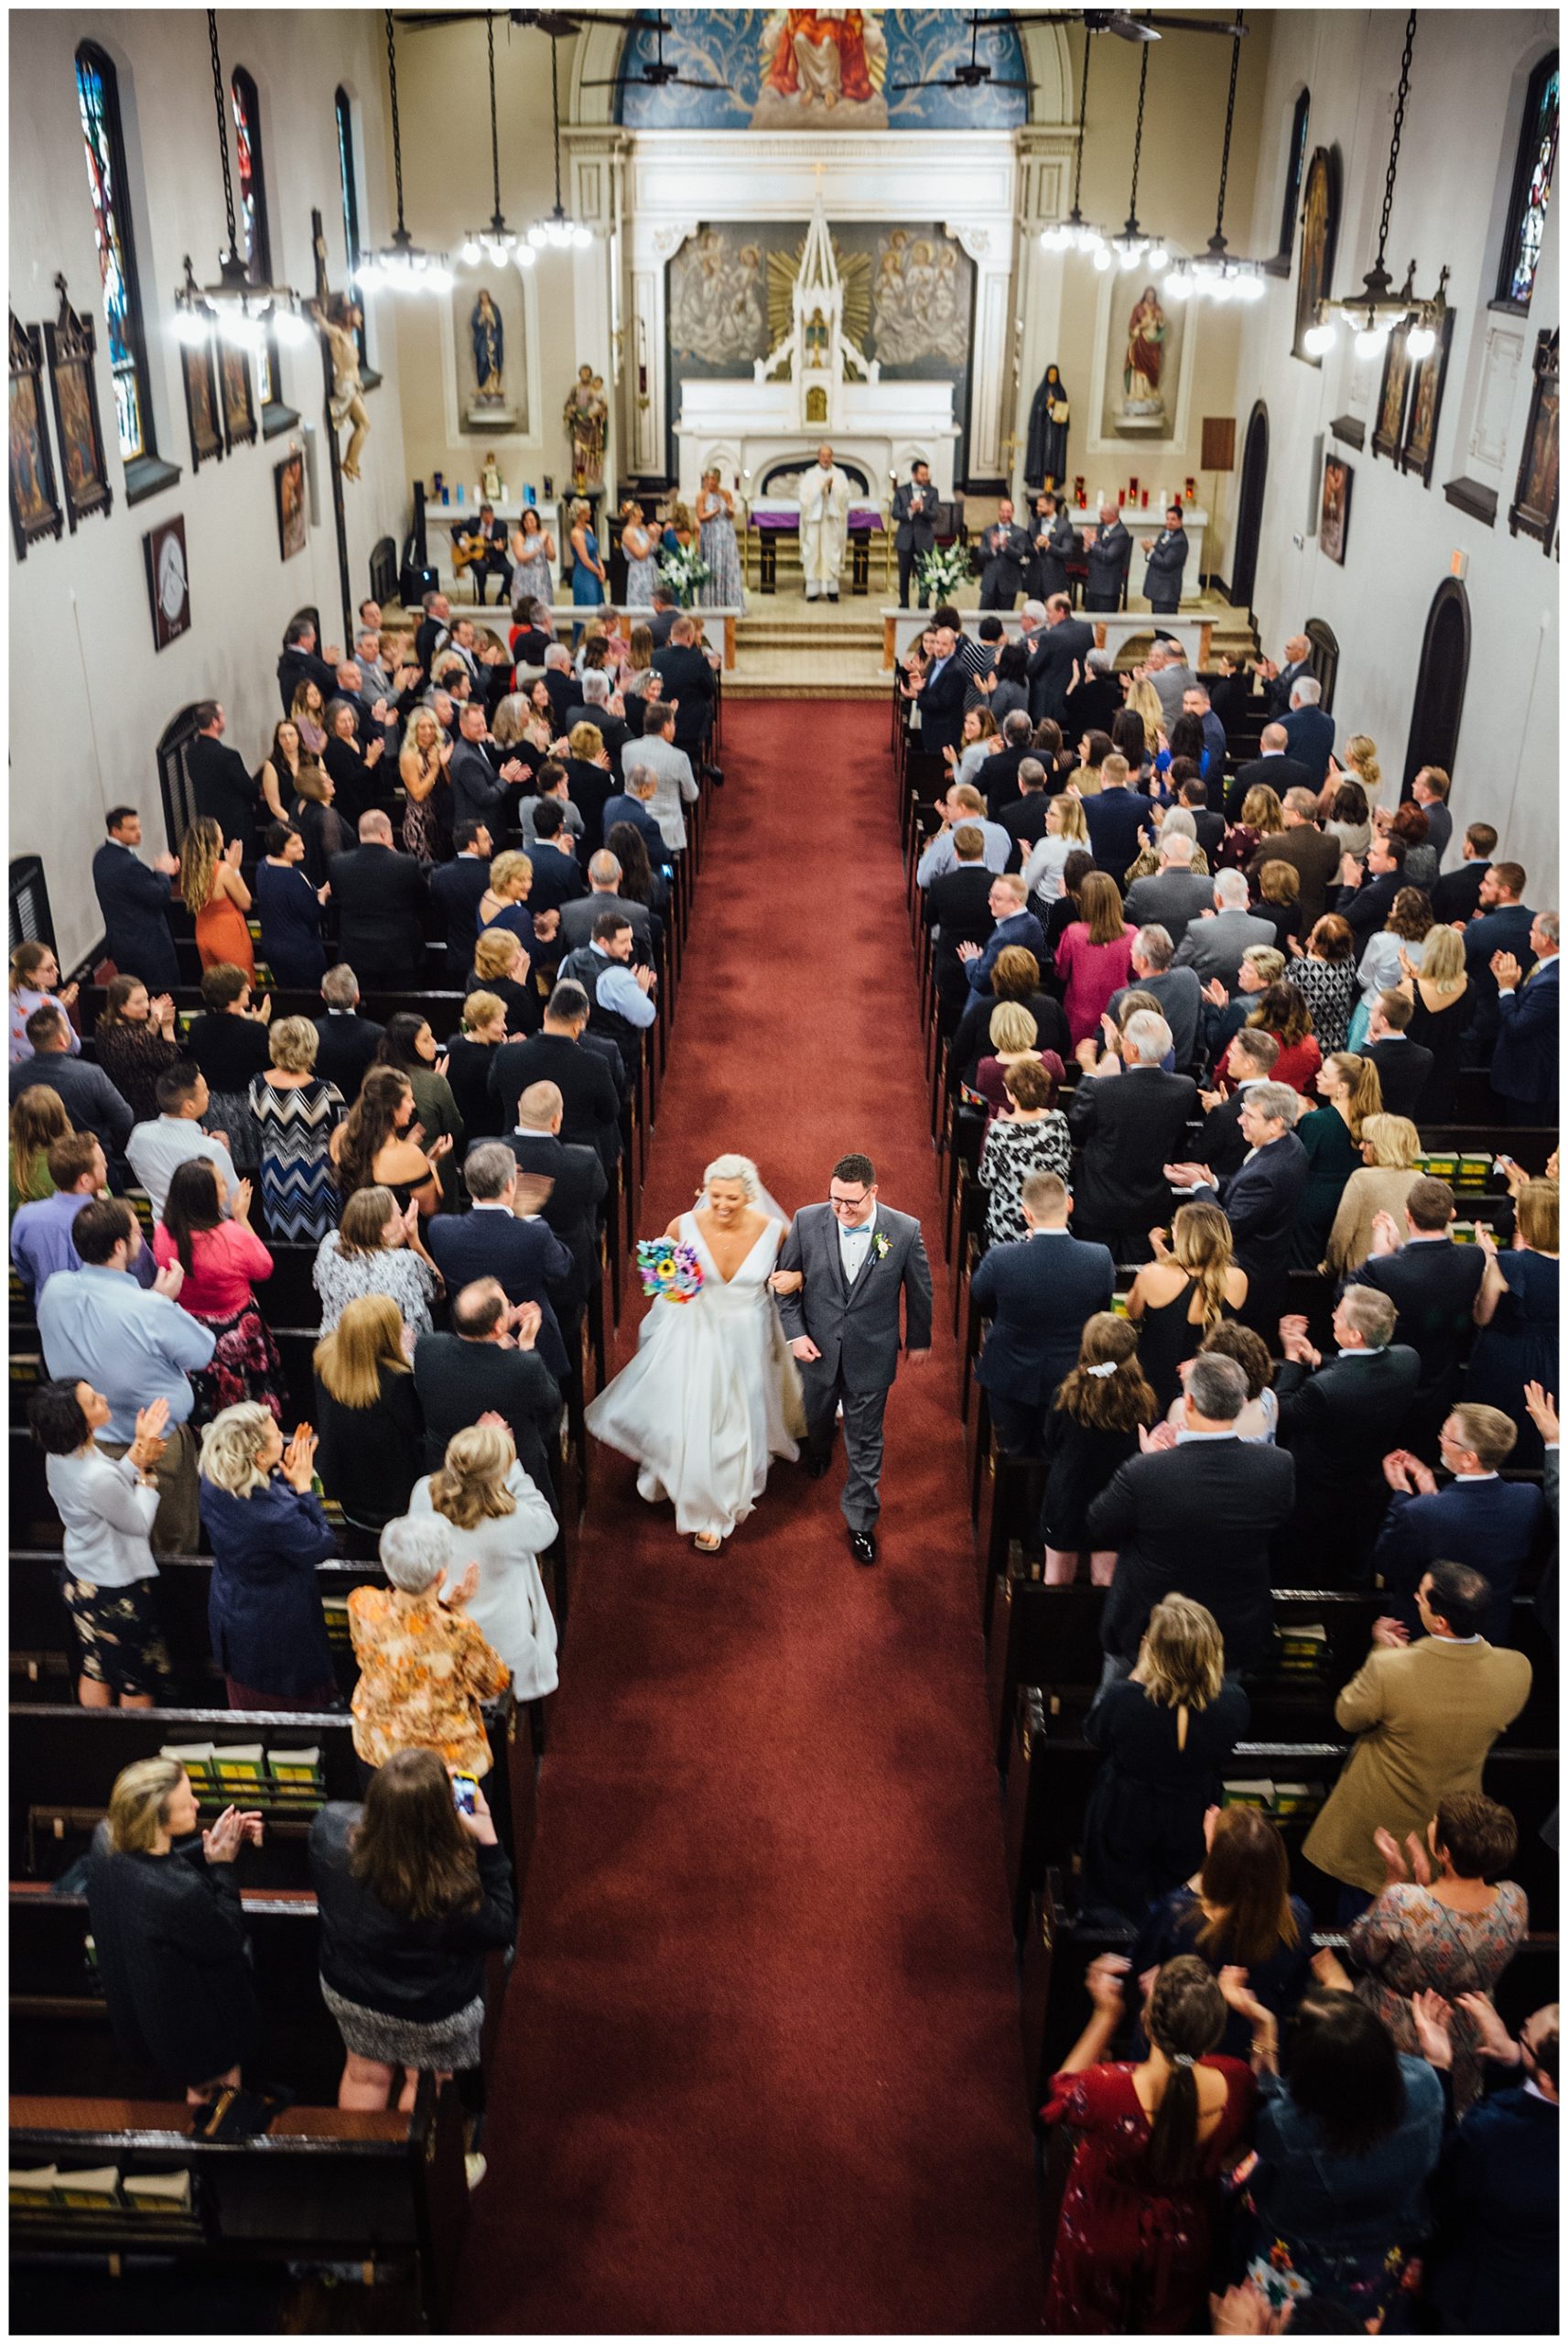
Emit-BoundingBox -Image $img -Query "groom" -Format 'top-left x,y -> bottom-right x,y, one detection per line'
773,1153 -> 933,1566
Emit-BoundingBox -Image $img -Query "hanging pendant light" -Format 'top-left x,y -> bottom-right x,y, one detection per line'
526,42 -> 593,252
461,16 -> 533,271
1163,16 -> 1265,305
355,11 -> 452,294
1103,46 -> 1169,277
1041,33 -> 1107,256
174,10 -> 306,347
1305,11 -> 1447,354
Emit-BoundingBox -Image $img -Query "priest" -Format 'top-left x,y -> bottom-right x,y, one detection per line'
798,442 -> 851,603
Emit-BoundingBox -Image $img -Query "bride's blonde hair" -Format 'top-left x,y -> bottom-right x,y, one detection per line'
702,1154 -> 761,1201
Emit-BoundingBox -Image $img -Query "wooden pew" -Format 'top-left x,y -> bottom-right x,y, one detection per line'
9,2077 -> 469,2330
8,1700 -> 535,1897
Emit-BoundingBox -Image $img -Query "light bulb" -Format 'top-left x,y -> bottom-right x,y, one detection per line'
218,309 -> 264,350
1238,275 -> 1267,304
427,265 -> 454,293
572,224 -> 592,249
1147,243 -> 1168,271
273,307 -> 311,346
1354,323 -> 1390,358
1163,270 -> 1192,301
1303,320 -> 1336,356
1093,245 -> 1112,272
527,223 -> 547,249
1405,321 -> 1436,359
1209,276 -> 1235,304
1040,224 -> 1068,252
1117,244 -> 1141,271
461,237 -> 481,265
172,307 -> 210,346
515,245 -> 535,269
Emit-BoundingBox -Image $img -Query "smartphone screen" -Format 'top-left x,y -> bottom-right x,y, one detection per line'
451,1773 -> 478,1817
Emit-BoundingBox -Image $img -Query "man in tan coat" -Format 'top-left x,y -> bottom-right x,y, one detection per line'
1304,1559 -> 1533,1915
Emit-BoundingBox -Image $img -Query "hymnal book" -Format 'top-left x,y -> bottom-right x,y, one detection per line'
122,2168 -> 194,2217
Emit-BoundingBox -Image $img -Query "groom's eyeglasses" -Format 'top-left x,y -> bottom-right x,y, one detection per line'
830,1188 -> 873,1218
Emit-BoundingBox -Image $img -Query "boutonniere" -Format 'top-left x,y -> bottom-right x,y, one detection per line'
872,1232 -> 891,1262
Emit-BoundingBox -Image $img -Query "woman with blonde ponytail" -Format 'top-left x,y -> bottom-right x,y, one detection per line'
1126,1201 -> 1249,1414
1043,1950 -> 1257,2329
410,1421 -> 558,1698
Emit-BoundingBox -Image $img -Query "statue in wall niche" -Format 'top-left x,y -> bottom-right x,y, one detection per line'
1120,287 -> 1168,422
309,294 -> 369,481
563,363 -> 608,487
470,288 -> 505,403
1025,364 -> 1069,491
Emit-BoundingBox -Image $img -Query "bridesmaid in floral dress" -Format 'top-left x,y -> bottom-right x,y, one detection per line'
697,470 -> 746,610
621,500 -> 660,609
509,505 -> 555,615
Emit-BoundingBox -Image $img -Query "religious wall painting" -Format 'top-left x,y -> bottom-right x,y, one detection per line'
43,276 -> 112,533
9,312 -> 62,561
1509,326 -> 1559,548
220,343 -> 256,452
670,220 -> 971,382
669,229 -> 768,368
274,448 -> 307,561
1292,147 -> 1340,365
1096,277 -> 1187,446
617,10 -> 1028,131
871,229 -> 968,367
180,333 -> 223,472
1320,450 -> 1352,564
1371,326 -> 1411,461
1400,304 -> 1455,488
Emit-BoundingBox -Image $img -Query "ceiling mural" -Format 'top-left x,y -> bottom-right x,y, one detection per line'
617,11 -> 1030,132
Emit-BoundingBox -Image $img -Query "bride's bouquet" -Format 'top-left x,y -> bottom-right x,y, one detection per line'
636,1236 -> 704,1304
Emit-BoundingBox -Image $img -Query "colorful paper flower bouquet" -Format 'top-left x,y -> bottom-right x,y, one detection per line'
636,1236 -> 705,1304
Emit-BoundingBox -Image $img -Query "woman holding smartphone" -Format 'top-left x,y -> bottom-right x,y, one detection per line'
308,1744 -> 516,2151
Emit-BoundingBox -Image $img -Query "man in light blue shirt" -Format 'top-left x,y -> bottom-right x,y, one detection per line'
125,1062 -> 243,1222
11,1133 -> 106,1302
37,1196 -> 214,1553
916,783 -> 1011,885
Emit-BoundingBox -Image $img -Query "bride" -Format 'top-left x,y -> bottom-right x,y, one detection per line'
585,1155 -> 806,1551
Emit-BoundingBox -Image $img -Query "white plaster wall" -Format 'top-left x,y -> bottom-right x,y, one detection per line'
9,8 -> 410,968
1232,9 -> 1559,888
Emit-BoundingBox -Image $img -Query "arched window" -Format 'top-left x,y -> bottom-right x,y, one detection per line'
74,42 -> 157,465
334,87 -> 369,364
1274,90 -> 1311,270
230,67 -> 276,407
1497,51 -> 1559,310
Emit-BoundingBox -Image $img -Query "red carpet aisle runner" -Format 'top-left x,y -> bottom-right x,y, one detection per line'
458,700 -> 1043,2333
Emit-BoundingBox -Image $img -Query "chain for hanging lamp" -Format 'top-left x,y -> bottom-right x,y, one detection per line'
356,12 -> 452,294
1163,16 -> 1266,306
175,9 -> 307,348
1041,33 -> 1107,255
527,40 -> 593,251
462,16 -> 533,269
1100,44 -> 1169,275
1306,11 -> 1446,356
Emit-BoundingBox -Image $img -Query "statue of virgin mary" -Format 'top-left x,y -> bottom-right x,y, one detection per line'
470,289 -> 505,402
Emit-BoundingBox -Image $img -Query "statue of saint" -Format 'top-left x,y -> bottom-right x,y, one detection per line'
470,289 -> 505,401
563,362 -> 608,487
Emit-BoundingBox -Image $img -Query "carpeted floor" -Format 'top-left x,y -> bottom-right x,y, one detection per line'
456,700 -> 1043,2334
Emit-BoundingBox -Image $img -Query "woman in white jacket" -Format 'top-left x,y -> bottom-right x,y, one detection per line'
409,1420 -> 559,1698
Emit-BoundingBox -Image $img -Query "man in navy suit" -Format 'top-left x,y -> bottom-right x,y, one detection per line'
971,1171 -> 1114,1453
1490,909 -> 1560,1119
977,499 -> 1032,609
908,617 -> 970,754
424,1143 -> 576,1382
1352,1177 -> 1487,1452
1025,594 -> 1095,725
1271,1285 -> 1422,1581
1375,1404 -> 1544,1643
957,873 -> 1045,996
1431,821 -> 1496,925
1422,2000 -> 1560,2338
1165,1080 -> 1307,1337
1280,675 -> 1336,786
1082,754 -> 1157,877
428,820 -> 494,985
1333,832 -> 1409,951
1461,860 -> 1534,1050
92,808 -> 181,993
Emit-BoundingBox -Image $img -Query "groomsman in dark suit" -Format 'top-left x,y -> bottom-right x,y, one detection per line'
972,1172 -> 1114,1452
1351,1177 -> 1486,1453
1084,502 -> 1132,611
1271,1285 -> 1422,1581
978,498 -> 1032,609
92,808 -> 181,993
892,461 -> 938,608
1141,505 -> 1189,614
1028,494 -> 1082,602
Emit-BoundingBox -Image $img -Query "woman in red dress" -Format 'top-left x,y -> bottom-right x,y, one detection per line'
1043,1951 -> 1257,2333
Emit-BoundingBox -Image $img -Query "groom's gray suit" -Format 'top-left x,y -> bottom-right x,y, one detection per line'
774,1203 -> 934,1535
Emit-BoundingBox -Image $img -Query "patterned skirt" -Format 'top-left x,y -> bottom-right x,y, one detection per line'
403,791 -> 444,863
321,1980 -> 486,2071
511,550 -> 553,614
188,1304 -> 286,1429
626,553 -> 660,606
699,516 -> 746,610
60,1573 -> 169,1699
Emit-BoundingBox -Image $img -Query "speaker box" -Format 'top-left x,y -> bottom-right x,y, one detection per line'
401,562 -> 438,606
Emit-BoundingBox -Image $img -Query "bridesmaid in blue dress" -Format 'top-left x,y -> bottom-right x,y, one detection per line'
621,499 -> 660,609
254,824 -> 327,987
568,499 -> 604,641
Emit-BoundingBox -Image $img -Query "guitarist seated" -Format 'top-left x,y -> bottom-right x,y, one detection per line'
452,502 -> 512,605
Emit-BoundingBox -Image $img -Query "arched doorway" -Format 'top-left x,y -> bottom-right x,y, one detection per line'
1304,617 -> 1339,710
1230,402 -> 1269,615
1401,579 -> 1471,798
157,705 -> 204,851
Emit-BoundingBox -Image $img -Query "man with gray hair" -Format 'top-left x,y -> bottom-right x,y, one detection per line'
1225,719 -> 1314,821
557,849 -> 655,956
1069,1000 -> 1197,1261
354,1514 -> 511,1778
1172,867 -> 1275,987
567,665 -> 631,774
1089,1344 -> 1295,1679
1143,636 -> 1196,729
1125,830 -> 1215,949
425,1142 -> 574,1378
541,637 -> 578,732
1271,1283 -> 1422,1579
601,760 -> 671,869
635,699 -> 700,854
310,963 -> 386,1097
1084,500 -> 1132,612
1282,670 -> 1336,785
979,705 -> 1037,819
1107,925 -> 1203,1070
1165,1078 -> 1307,1335
414,1275 -> 560,1498
998,754 -> 1051,866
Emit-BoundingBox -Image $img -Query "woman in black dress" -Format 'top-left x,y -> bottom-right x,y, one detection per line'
442,991 -> 509,1142
1081,1595 -> 1251,1923
1130,1804 -> 1314,2058
1039,1313 -> 1157,1584
291,763 -> 351,891
1396,924 -> 1471,1122
254,821 -> 328,988
1126,1203 -> 1249,1416
185,962 -> 272,1175
313,1294 -> 426,1531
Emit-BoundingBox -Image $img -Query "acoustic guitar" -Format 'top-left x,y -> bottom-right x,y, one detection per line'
451,528 -> 502,576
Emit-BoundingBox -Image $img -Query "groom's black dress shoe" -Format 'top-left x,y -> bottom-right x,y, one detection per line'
806,1451 -> 833,1481
849,1529 -> 877,1568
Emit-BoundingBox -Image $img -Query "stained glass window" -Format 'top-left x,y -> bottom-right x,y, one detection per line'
1498,52 -> 1558,309
334,88 -> 368,362
231,69 -> 274,405
75,43 -> 149,461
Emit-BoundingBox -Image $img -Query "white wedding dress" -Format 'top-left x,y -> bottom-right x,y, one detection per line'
585,1210 -> 805,1541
